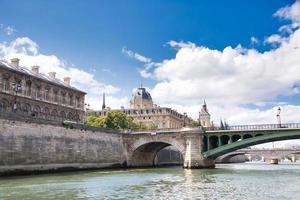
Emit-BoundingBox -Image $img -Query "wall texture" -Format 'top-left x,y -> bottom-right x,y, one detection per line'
0,117 -> 126,176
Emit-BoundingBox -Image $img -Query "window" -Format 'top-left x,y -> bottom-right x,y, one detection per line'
2,78 -> 9,92
25,81 -> 31,96
61,92 -> 66,104
69,94 -> 73,106
35,85 -> 41,99
75,96 -> 80,108
45,87 -> 50,101
53,90 -> 58,102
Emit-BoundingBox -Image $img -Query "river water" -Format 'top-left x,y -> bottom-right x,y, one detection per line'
0,163 -> 300,200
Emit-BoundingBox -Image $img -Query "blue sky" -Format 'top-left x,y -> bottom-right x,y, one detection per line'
1,0 -> 300,129
0,0 -> 292,91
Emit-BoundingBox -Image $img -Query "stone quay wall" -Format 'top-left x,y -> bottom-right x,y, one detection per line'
0,117 -> 126,176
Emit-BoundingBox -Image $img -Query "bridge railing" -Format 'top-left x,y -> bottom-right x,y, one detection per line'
206,123 -> 300,131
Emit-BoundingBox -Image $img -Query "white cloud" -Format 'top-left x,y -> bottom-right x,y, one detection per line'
134,1 -> 300,131
274,0 -> 300,33
122,47 -> 151,63
264,34 -> 285,44
250,36 -> 259,45
3,26 -> 16,36
167,40 -> 196,49
0,37 -> 124,110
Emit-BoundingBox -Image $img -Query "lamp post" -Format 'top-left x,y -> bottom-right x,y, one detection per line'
84,103 -> 90,123
12,82 -> 22,113
277,107 -> 281,128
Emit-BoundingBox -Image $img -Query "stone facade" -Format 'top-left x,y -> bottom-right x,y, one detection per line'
199,101 -> 211,128
94,87 -> 192,129
0,117 -> 125,175
0,58 -> 86,123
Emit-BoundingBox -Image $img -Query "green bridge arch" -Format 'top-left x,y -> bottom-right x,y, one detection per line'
203,129 -> 300,159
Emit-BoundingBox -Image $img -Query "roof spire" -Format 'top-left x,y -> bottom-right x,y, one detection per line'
102,92 -> 106,110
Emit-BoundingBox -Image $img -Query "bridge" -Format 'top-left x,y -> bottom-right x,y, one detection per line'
217,148 -> 300,163
128,123 -> 300,168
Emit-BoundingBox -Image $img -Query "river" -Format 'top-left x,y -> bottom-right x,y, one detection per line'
0,163 -> 300,200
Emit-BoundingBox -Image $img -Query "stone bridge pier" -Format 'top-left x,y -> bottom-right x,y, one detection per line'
122,129 -> 215,169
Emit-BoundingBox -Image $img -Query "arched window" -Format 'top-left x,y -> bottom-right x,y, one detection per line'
60,111 -> 66,120
0,98 -> 10,112
43,107 -> 50,118
51,109 -> 58,120
22,103 -> 31,115
67,112 -> 73,120
33,105 -> 41,117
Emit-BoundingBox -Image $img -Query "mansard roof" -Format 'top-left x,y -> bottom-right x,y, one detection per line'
0,60 -> 86,94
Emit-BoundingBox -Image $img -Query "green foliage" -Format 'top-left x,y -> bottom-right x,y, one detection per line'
86,111 -> 129,129
86,111 -> 158,130
191,120 -> 200,127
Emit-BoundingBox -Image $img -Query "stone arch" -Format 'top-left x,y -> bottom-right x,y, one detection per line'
73,114 -> 80,121
67,112 -> 73,120
32,105 -> 41,117
51,109 -> 58,120
22,103 -> 31,115
0,98 -> 10,112
127,138 -> 185,167
43,107 -> 50,118
218,152 -> 246,163
60,111 -> 66,121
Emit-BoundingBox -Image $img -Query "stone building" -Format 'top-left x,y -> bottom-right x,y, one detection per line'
0,58 -> 86,122
93,86 -> 192,129
199,100 -> 211,128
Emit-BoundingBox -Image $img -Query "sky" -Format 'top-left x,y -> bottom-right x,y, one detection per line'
0,0 -> 300,137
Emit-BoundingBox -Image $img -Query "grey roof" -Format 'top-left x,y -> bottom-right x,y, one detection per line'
0,60 -> 86,94
133,87 -> 152,101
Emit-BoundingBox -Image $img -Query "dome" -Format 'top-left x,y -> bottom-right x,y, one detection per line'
130,87 -> 154,109
133,87 -> 152,101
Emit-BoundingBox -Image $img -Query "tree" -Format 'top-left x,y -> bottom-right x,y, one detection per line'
191,120 -> 200,127
86,111 -> 130,129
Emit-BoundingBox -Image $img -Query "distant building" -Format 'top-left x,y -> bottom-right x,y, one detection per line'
0,58 -> 86,122
91,86 -> 192,129
199,100 -> 211,128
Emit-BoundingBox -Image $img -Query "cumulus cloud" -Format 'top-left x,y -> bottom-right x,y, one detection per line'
0,37 -> 125,110
134,1 -> 300,129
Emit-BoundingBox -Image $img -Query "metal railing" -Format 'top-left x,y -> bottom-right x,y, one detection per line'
206,123 -> 300,131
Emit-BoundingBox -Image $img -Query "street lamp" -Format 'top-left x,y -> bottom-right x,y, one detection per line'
277,107 -> 281,128
12,82 -> 22,113
84,103 -> 90,123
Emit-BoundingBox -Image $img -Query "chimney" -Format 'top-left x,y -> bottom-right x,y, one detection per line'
10,58 -> 20,68
31,66 -> 40,74
48,72 -> 56,79
64,77 -> 71,86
